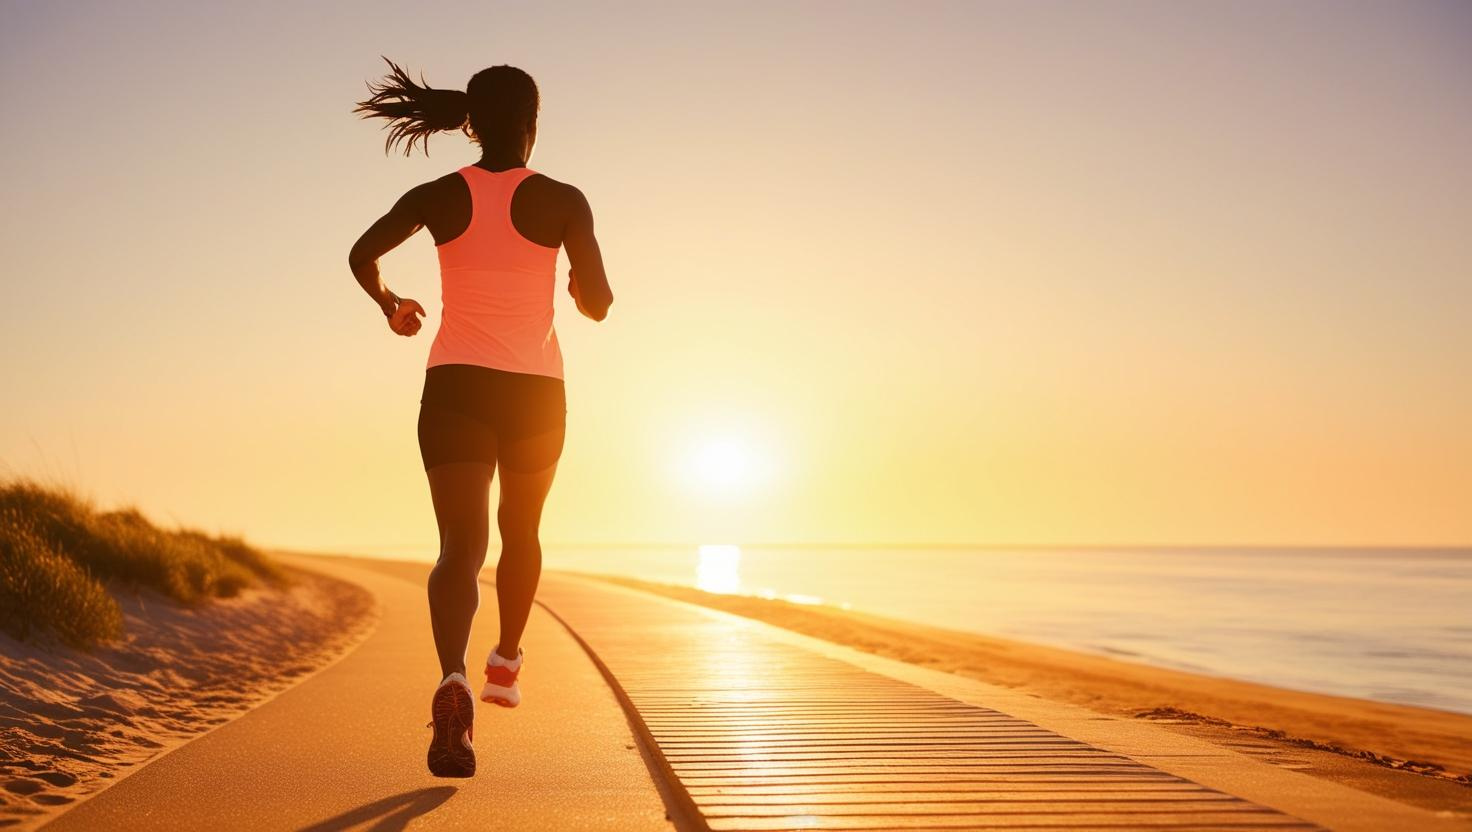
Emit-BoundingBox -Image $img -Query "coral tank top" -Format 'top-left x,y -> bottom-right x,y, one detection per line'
426,165 -> 563,380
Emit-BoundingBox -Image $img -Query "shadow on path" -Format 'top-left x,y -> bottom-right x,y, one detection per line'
297,786 -> 457,832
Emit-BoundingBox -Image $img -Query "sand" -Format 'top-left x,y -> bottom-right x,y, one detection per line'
0,566 -> 376,830
579,573 -> 1472,817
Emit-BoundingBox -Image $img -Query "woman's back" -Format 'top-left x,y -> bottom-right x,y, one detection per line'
428,165 -> 563,379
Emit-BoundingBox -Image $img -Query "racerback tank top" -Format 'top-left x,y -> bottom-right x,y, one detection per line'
427,165 -> 564,380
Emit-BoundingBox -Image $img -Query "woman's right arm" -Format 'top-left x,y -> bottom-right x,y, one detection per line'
348,184 -> 431,336
562,185 -> 613,322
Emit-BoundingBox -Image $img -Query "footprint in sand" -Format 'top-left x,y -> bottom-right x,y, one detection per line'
31,795 -> 75,806
2,779 -> 44,796
33,772 -> 77,788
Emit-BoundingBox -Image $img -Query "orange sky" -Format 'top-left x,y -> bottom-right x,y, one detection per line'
2,2 -> 1470,551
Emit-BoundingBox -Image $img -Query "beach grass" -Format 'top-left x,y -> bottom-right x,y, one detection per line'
0,478 -> 286,648
0,511 -> 122,648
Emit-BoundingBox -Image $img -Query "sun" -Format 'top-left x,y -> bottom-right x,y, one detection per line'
693,438 -> 751,488
680,433 -> 769,498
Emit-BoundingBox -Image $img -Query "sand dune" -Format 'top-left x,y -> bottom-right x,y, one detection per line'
0,566 -> 375,830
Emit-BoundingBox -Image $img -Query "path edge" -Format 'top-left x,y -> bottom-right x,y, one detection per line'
529,590 -> 710,832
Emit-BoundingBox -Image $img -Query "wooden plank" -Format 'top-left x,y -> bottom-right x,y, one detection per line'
693,791 -> 1240,805
673,772 -> 1172,783
536,576 -> 1324,832
706,815 -> 1317,830
687,783 -> 1216,796
701,800 -> 1289,817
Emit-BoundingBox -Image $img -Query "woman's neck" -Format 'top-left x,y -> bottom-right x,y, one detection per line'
476,151 -> 527,172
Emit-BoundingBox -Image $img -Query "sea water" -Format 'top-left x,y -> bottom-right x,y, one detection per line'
541,545 -> 1472,715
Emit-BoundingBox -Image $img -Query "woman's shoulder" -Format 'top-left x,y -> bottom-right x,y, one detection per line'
516,171 -> 590,219
523,170 -> 582,199
390,173 -> 472,242
398,171 -> 469,206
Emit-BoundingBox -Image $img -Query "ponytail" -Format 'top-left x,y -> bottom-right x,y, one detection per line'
353,57 -> 469,156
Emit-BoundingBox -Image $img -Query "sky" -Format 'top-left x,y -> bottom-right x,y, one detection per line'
1,1 -> 1469,552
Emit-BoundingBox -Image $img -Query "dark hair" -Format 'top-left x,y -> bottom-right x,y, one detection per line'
353,57 -> 540,157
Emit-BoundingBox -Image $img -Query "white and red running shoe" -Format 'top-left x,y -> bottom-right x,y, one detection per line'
427,672 -> 475,778
481,646 -> 524,708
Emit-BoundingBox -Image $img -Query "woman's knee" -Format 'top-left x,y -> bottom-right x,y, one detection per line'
496,509 -> 542,549
436,536 -> 489,570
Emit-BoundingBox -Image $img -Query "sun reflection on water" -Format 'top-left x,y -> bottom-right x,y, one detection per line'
696,544 -> 743,594
696,544 -> 836,606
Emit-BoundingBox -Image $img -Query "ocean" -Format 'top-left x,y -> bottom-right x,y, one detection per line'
538,544 -> 1472,715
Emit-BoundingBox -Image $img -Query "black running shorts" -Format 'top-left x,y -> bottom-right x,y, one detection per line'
417,363 -> 567,473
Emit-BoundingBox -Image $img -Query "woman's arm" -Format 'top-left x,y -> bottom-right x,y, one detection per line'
348,185 -> 430,336
562,185 -> 613,322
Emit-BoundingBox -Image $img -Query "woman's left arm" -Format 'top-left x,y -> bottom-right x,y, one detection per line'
349,184 -> 431,336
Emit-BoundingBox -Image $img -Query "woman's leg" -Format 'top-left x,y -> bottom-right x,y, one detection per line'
426,461 -> 495,679
491,429 -> 562,660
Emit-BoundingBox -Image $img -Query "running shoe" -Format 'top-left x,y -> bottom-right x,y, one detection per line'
426,672 -> 475,777
481,645 -> 524,708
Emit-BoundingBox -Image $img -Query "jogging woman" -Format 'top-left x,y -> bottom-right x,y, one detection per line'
348,59 -> 613,778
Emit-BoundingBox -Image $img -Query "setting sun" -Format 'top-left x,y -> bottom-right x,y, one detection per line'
679,434 -> 770,498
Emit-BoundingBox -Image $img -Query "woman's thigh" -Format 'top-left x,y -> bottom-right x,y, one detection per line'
418,402 -> 497,472
496,456 -> 559,539
426,461 -> 495,554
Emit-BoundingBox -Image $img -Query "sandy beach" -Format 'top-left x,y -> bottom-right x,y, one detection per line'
0,564 -> 376,830
579,572 -> 1472,817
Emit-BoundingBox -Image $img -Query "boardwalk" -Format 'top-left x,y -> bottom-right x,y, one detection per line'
535,572 -> 1462,832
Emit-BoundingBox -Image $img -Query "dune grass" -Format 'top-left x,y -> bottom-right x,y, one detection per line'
0,510 -> 122,648
0,478 -> 286,649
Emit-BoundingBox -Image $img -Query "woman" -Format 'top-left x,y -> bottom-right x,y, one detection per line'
348,59 -> 613,778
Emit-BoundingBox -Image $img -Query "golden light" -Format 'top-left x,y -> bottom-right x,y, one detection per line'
695,544 -> 742,594
678,433 -> 771,499
694,439 -> 750,488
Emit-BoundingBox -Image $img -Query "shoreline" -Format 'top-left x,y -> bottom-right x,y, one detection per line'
569,570 -> 1472,816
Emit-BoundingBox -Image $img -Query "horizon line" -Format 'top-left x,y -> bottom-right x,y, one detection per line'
286,541 -> 1472,554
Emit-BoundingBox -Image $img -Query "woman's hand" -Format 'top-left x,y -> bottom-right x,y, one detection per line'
387,298 -> 426,336
567,268 -> 583,304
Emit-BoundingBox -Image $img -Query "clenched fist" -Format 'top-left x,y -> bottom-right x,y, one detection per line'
388,298 -> 426,336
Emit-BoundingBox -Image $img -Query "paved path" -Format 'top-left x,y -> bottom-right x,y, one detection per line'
42,559 -> 1469,831
534,572 -> 1472,832
43,556 -> 676,832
